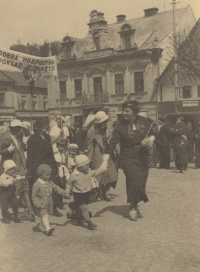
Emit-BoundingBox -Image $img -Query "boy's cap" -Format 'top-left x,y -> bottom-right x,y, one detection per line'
3,160 -> 16,173
37,164 -> 52,177
75,155 -> 90,167
69,144 -> 78,149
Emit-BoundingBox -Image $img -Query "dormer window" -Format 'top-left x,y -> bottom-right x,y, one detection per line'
118,24 -> 136,51
124,34 -> 131,49
93,33 -> 100,51
61,35 -> 76,60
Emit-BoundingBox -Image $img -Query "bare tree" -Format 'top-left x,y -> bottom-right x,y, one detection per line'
166,20 -> 200,79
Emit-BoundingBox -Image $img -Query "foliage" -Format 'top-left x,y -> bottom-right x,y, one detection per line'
10,40 -> 62,57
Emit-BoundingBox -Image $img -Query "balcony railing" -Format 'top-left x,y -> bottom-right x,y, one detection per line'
81,93 -> 109,105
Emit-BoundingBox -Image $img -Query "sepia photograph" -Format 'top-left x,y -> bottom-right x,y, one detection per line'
0,0 -> 200,271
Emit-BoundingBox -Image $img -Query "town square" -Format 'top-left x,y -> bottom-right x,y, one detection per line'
0,0 -> 200,271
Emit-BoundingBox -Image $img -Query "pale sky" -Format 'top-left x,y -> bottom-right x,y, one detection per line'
1,0 -> 200,49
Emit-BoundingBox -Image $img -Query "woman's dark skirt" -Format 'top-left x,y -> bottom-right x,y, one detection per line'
120,147 -> 149,207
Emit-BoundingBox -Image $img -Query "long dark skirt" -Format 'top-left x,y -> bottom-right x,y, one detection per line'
120,151 -> 149,207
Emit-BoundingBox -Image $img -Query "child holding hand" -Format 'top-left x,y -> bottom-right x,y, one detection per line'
32,164 -> 68,236
66,154 -> 107,230
0,160 -> 21,223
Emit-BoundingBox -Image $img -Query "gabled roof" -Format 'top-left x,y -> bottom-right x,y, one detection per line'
0,70 -> 47,88
0,71 -> 15,83
69,5 -> 195,59
159,18 -> 200,85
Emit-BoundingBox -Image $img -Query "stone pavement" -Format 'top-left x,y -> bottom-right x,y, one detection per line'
1,164 -> 200,272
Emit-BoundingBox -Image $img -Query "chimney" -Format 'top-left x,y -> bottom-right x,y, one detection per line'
144,8 -> 159,17
116,15 -> 126,23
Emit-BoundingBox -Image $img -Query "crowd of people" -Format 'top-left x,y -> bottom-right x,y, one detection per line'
0,101 -> 199,236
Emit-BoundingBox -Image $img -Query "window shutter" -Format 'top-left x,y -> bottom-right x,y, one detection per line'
179,88 -> 183,98
189,88 -> 192,98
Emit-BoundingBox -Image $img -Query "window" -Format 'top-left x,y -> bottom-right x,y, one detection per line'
134,72 -> 144,92
197,86 -> 200,98
74,79 -> 82,97
93,77 -> 102,96
180,86 -> 192,98
124,35 -> 131,49
20,95 -> 27,110
0,93 -> 4,107
93,34 -> 100,51
59,81 -> 67,99
32,95 -> 38,110
65,47 -> 71,59
43,95 -> 48,110
115,74 -> 124,94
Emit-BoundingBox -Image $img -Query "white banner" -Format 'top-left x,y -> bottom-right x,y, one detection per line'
0,48 -> 57,80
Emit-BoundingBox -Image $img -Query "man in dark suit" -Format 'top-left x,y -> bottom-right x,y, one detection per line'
155,117 -> 170,169
170,115 -> 188,173
72,122 -> 87,153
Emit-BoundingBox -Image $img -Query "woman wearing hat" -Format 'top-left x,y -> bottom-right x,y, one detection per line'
103,101 -> 152,221
86,111 -> 118,201
0,119 -> 26,176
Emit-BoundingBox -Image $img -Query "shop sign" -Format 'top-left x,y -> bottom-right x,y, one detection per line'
182,101 -> 198,107
0,116 -> 13,121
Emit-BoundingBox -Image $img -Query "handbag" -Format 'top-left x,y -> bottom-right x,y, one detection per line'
141,124 -> 155,148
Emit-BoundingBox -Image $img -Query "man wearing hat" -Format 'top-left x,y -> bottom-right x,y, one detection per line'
0,119 -> 26,176
50,115 -> 69,152
170,114 -> 188,173
86,111 -> 118,201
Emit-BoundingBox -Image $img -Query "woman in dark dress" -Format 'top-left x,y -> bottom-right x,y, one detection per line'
26,118 -> 62,217
104,101 -> 152,221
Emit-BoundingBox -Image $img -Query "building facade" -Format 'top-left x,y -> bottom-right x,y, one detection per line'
48,6 -> 195,126
158,19 -> 200,125
0,69 -> 48,127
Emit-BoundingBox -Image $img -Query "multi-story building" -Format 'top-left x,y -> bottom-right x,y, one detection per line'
0,68 -> 48,126
48,6 -> 196,126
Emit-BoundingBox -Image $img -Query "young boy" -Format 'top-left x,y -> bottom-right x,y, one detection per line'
67,144 -> 78,173
32,164 -> 68,236
0,160 -> 21,223
66,154 -> 107,230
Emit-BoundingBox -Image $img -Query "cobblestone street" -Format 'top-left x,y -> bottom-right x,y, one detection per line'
1,164 -> 200,272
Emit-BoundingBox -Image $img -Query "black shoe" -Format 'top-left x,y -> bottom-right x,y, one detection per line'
13,217 -> 22,223
2,218 -> 11,224
87,221 -> 97,230
53,209 -> 63,217
104,195 -> 112,202
46,227 -> 55,236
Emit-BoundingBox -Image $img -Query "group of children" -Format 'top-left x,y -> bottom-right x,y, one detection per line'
0,138 -> 108,236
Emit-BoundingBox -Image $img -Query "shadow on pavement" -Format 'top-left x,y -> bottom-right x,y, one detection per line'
94,205 -> 129,218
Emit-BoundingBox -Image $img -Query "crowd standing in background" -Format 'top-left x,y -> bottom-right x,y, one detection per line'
0,105 -> 200,235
